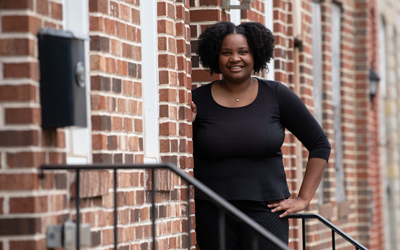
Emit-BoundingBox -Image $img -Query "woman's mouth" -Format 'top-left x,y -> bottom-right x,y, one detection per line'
228,66 -> 244,72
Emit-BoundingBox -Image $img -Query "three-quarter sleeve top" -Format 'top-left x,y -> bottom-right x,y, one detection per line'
192,79 -> 331,201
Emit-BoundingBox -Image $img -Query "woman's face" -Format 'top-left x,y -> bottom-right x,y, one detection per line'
218,34 -> 254,83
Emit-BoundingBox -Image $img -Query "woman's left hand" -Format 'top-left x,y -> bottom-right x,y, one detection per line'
268,197 -> 309,218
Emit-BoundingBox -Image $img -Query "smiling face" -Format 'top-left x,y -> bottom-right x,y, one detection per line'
219,33 -> 254,83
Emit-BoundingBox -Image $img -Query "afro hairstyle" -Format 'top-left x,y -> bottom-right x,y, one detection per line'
196,22 -> 275,75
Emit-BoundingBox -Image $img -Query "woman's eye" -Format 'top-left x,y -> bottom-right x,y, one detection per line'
239,51 -> 248,54
222,52 -> 231,55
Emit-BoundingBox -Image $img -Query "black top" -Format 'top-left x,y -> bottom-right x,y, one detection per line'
192,79 -> 331,201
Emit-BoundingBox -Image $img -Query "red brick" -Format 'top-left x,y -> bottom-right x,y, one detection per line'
2,15 -> 41,33
5,107 -> 41,124
159,88 -> 177,102
0,174 -> 39,190
0,130 -> 39,147
157,2 -> 167,16
0,218 -> 41,235
120,3 -> 131,21
112,116 -> 123,131
160,139 -> 170,153
92,134 -> 107,150
89,0 -> 108,14
133,82 -> 142,97
9,196 -> 48,213
134,119 -> 143,132
0,198 -> 3,214
0,0 -> 34,10
89,15 -> 104,32
50,1 -> 63,20
110,1 -> 119,17
159,122 -> 176,136
48,152 -> 66,164
90,54 -> 106,71
7,151 -> 46,168
0,38 -> 35,56
104,18 -> 116,35
0,84 -> 36,101
158,19 -> 174,35
176,5 -> 186,20
3,62 -> 39,80
117,98 -> 126,113
124,117 -> 133,132
190,9 -> 220,22
36,0 -> 49,15
56,130 -> 65,148
127,25 -> 137,41
116,21 -> 127,38
132,8 -> 140,24
158,54 -> 176,69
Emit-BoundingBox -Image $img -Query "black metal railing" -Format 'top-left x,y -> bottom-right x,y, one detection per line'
40,163 -> 368,250
288,213 -> 368,250
40,163 -> 289,250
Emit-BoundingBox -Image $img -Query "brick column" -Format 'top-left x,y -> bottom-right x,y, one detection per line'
0,0 -> 67,249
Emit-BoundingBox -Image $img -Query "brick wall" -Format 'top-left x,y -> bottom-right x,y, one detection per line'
0,0 -> 68,249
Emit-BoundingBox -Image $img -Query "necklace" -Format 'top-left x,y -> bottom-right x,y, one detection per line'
222,78 -> 253,102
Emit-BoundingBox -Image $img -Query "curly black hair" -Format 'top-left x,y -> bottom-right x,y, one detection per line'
196,22 -> 275,75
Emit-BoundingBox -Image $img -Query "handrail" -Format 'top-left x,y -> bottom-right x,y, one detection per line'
40,163 -> 290,250
288,213 -> 368,250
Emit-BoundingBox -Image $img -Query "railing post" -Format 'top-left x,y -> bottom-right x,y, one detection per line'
114,169 -> 118,250
332,229 -> 335,249
302,218 -> 306,250
187,185 -> 191,250
151,169 -> 156,250
218,208 -> 226,250
76,169 -> 80,250
251,230 -> 258,250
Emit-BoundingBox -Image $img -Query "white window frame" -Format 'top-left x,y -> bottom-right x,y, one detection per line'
265,0 -> 274,80
331,2 -> 346,202
62,0 -> 92,164
312,1 -> 324,204
230,0 -> 241,25
140,0 -> 160,164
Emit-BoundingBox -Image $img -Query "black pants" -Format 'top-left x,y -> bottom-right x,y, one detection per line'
195,199 -> 288,250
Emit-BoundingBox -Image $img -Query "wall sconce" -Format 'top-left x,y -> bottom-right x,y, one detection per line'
222,0 -> 255,10
369,69 -> 380,98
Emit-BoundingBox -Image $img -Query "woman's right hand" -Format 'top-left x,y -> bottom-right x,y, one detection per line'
191,101 -> 197,122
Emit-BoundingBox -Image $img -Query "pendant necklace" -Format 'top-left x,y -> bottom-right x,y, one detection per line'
223,78 -> 253,102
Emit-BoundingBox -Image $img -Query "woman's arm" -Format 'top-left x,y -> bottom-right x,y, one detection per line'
268,158 -> 327,218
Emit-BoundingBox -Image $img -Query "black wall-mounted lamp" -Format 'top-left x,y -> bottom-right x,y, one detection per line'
222,0 -> 255,10
369,69 -> 380,98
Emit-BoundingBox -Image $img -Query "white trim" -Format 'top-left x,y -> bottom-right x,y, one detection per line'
230,0 -> 241,25
141,0 -> 160,163
265,0 -> 274,80
63,0 -> 92,164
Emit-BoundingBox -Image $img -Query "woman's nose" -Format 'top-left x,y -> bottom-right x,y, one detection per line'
230,53 -> 241,62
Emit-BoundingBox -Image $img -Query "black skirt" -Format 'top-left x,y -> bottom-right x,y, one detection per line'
195,199 -> 289,250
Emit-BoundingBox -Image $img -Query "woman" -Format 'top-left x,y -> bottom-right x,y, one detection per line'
191,22 -> 331,249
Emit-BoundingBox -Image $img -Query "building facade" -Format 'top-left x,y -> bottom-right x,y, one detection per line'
378,0 -> 400,249
0,0 -> 388,249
